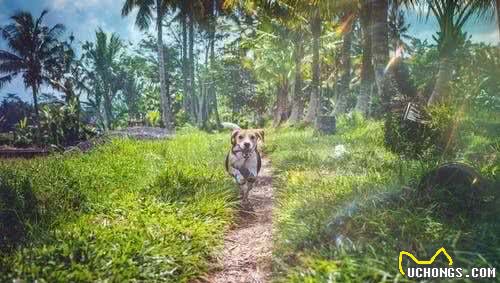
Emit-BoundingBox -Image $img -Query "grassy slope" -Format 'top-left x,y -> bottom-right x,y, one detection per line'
266,118 -> 499,282
0,130 -> 235,282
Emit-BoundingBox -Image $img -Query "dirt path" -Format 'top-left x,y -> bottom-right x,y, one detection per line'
207,157 -> 274,283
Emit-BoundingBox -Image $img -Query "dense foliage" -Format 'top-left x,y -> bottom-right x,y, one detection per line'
0,1 -> 498,282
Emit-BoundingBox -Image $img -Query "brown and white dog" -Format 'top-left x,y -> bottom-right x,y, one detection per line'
225,128 -> 264,204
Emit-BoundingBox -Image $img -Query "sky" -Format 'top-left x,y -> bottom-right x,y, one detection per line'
0,0 -> 146,101
0,0 -> 499,102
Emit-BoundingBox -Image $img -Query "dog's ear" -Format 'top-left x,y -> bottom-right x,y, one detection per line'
231,129 -> 239,146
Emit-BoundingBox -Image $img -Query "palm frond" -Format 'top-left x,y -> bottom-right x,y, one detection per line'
0,60 -> 25,74
0,74 -> 15,88
122,0 -> 137,16
136,0 -> 155,30
34,9 -> 49,32
0,50 -> 23,62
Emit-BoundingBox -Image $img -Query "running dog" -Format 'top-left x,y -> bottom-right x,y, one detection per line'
225,128 -> 264,204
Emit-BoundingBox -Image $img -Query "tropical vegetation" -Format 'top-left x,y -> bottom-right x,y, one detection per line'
0,0 -> 499,282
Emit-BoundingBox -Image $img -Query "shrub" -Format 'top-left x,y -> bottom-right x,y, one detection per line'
13,117 -> 34,147
383,104 -> 458,159
146,110 -> 161,127
0,132 -> 13,145
0,95 -> 32,133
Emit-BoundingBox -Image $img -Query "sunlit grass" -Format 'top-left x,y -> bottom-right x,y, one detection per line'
268,117 -> 499,282
0,130 -> 236,282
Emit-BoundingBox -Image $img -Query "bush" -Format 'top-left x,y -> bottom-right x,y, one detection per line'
13,117 -> 34,147
0,132 -> 13,145
0,95 -> 32,133
146,110 -> 161,127
384,104 -> 458,159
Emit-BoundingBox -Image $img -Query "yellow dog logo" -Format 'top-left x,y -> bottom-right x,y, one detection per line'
399,247 -> 453,276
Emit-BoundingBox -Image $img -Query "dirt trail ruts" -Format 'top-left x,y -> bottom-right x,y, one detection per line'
206,157 -> 274,283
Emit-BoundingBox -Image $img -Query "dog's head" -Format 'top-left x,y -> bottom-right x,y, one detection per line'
231,129 -> 264,151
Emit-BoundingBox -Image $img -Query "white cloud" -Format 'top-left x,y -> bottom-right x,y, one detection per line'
50,0 -> 111,9
471,30 -> 499,44
49,0 -> 69,11
126,17 -> 145,44
75,0 -> 114,10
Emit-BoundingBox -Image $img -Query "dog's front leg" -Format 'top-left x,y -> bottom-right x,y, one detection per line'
239,183 -> 248,205
238,183 -> 245,201
246,167 -> 258,183
229,167 -> 246,185
243,181 -> 253,203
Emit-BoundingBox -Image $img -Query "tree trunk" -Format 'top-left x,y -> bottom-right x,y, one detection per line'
75,94 -> 81,140
273,80 -> 289,127
31,83 -> 41,142
371,0 -> 389,111
496,0 -> 500,45
289,35 -> 305,124
304,7 -> 321,124
103,89 -> 113,130
335,18 -> 353,115
188,12 -> 196,121
428,57 -> 453,106
181,15 -> 190,118
356,0 -> 375,115
209,26 -> 221,128
156,1 -> 173,131
31,84 -> 40,126
63,81 -> 79,142
197,74 -> 205,128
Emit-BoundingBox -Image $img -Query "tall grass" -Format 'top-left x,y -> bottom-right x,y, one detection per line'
267,116 -> 499,282
0,130 -> 235,282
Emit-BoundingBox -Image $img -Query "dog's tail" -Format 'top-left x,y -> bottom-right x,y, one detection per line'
221,122 -> 241,130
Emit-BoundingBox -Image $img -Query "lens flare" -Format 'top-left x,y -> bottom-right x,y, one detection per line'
336,13 -> 356,35
384,45 -> 405,74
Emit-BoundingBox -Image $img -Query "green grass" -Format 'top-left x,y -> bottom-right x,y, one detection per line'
266,117 -> 499,282
1,116 -> 498,282
0,130 -> 236,282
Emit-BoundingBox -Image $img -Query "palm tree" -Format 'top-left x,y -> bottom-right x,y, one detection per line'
424,0 -> 494,105
276,0 -> 355,123
388,8 -> 413,52
304,5 -> 322,124
250,20 -> 295,127
355,0 -> 375,115
173,0 -> 223,126
335,13 -> 355,115
289,31 -> 305,124
245,0 -> 327,124
496,0 -> 500,43
81,29 -> 123,130
198,0 -> 224,128
0,10 -> 65,134
371,0 -> 390,109
122,0 -> 174,131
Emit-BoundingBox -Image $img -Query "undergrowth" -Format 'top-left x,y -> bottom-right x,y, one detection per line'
0,130 -> 235,282
268,115 -> 499,282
